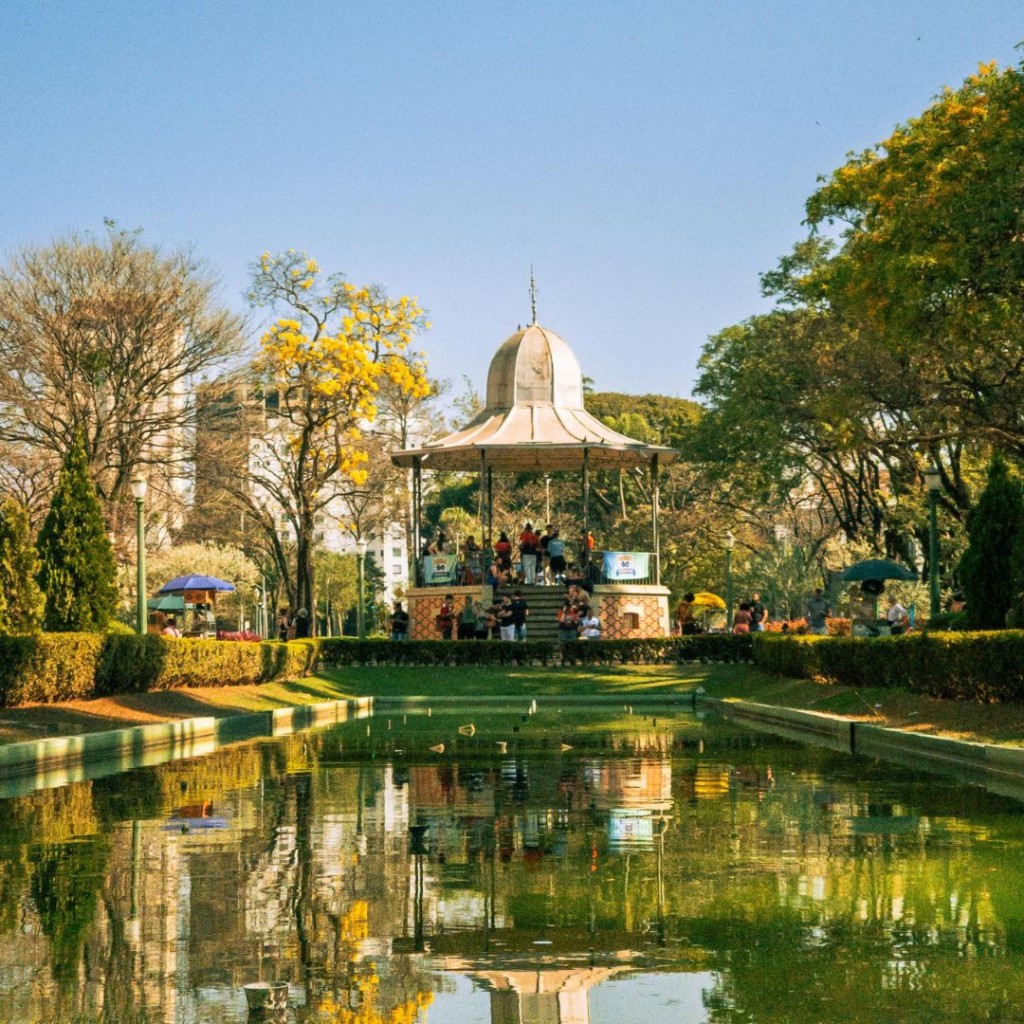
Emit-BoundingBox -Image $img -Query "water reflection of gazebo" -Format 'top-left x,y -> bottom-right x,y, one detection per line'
391,317 -> 678,639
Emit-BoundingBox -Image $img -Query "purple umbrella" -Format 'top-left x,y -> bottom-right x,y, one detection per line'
159,574 -> 236,593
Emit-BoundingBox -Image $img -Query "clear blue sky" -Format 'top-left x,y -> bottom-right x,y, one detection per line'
1,2 -> 1020,399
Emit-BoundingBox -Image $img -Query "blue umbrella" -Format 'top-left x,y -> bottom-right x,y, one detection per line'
159,574 -> 236,594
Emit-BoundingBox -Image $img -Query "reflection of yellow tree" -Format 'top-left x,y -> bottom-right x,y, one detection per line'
315,902 -> 433,1024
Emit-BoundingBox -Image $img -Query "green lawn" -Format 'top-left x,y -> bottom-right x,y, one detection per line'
2,660 -> 1023,749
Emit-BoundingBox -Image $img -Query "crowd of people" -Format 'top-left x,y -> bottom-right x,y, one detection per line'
675,587 -> 917,636
424,522 -> 596,589
390,580 -> 601,642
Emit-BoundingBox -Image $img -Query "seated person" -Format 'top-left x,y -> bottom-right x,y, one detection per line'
494,531 -> 513,573
577,605 -> 600,639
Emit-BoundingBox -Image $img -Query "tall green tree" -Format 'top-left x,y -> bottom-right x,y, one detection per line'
36,440 -> 118,631
959,452 -> 1024,629
0,498 -> 43,633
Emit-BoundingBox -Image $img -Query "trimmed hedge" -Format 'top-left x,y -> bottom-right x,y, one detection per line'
0,634 -> 320,707
318,634 -> 753,668
753,630 -> 1024,702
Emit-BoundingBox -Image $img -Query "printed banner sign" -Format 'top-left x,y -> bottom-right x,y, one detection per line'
424,554 -> 457,584
602,551 -> 650,581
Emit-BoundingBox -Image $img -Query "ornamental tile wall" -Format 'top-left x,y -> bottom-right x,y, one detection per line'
593,588 -> 670,639
407,586 -> 491,640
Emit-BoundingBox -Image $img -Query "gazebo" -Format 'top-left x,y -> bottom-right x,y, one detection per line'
391,318 -> 678,639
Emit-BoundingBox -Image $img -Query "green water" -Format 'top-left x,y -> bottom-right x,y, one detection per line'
0,705 -> 1022,1023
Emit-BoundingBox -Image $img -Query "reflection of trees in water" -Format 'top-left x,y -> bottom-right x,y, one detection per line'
1,726 -> 1024,1021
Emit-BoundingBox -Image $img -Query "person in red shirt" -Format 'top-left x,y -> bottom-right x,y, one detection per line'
494,532 -> 513,574
519,521 -> 540,584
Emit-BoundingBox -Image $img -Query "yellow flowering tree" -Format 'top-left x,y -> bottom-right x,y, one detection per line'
247,250 -> 429,619
804,60 -> 1024,455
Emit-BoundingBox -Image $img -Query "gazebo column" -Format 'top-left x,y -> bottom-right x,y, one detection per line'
651,453 -> 661,585
478,449 -> 486,539
581,447 -> 590,569
486,466 -> 494,545
412,456 -> 423,586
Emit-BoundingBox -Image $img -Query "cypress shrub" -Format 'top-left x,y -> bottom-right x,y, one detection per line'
0,498 -> 44,634
36,440 -> 118,632
960,452 -> 1024,629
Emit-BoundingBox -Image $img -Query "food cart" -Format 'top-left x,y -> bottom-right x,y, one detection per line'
150,574 -> 236,637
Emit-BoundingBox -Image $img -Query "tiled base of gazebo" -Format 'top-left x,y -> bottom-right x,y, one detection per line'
404,584 -> 671,641
591,585 -> 672,639
405,586 -> 493,640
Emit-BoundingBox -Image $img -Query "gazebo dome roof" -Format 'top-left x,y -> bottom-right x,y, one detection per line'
392,320 -> 677,472
485,324 -> 584,410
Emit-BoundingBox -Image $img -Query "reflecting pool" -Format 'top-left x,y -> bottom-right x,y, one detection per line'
1,703 -> 1023,1023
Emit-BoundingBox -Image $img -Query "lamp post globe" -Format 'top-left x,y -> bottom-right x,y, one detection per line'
130,476 -> 148,635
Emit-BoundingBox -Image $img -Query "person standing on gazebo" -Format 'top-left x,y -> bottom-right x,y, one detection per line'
539,524 -> 554,584
547,529 -> 567,585
519,522 -> 540,584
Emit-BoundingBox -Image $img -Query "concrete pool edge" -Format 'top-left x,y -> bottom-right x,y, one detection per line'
0,696 -> 375,786
703,696 -> 1024,792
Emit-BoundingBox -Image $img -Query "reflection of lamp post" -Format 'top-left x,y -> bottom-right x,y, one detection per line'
924,464 -> 942,616
356,538 -> 368,639
724,530 -> 735,630
130,476 -> 148,635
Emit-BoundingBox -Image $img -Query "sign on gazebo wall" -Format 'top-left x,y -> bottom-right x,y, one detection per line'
602,552 -> 650,582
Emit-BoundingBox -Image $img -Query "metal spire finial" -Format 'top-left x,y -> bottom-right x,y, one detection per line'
529,266 -> 537,325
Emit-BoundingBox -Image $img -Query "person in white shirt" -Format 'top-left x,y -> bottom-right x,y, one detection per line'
578,606 -> 600,639
886,596 -> 909,634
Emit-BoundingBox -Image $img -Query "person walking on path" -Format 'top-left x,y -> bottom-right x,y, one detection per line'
805,588 -> 831,636
510,589 -> 530,640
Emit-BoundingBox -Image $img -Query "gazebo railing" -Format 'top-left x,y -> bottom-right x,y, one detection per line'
415,549 -> 656,587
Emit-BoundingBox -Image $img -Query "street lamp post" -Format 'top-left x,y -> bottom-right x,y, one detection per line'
130,476 -> 148,635
924,464 -> 942,617
724,531 -> 735,630
356,538 -> 368,639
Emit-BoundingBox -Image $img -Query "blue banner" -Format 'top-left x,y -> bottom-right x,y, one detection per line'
602,551 -> 650,581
